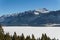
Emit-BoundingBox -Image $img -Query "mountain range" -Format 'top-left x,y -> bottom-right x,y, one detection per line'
0,8 -> 60,26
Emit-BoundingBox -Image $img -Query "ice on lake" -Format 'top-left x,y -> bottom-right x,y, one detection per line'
2,26 -> 60,40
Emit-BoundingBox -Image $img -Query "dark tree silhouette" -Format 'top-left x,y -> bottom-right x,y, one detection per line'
5,33 -> 12,40
0,24 -> 4,33
12,32 -> 19,40
20,33 -> 25,40
41,33 -> 51,40
31,34 -> 36,40
25,35 -> 31,40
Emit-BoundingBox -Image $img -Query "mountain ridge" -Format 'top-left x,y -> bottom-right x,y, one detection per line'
0,8 -> 60,26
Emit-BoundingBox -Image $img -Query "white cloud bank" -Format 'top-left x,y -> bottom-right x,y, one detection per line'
3,27 -> 60,40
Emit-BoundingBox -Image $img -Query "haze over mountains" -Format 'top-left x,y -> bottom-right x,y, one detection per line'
0,8 -> 60,26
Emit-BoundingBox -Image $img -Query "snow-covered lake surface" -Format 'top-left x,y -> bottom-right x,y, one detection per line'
3,26 -> 60,40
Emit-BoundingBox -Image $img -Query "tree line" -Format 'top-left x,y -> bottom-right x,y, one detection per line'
0,25 -> 59,40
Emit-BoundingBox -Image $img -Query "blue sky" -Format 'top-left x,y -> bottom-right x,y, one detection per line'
0,0 -> 60,16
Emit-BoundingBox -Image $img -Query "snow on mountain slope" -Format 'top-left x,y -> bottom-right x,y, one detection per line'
35,8 -> 49,13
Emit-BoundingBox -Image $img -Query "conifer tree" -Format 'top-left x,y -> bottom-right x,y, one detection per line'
41,33 -> 51,40
0,24 -> 4,33
41,34 -> 44,40
31,34 -> 36,40
12,32 -> 18,40
25,35 -> 31,40
37,38 -> 40,40
17,36 -> 21,40
52,38 -> 56,40
20,33 -> 25,40
0,24 -> 4,40
5,32 -> 12,40
47,37 -> 51,40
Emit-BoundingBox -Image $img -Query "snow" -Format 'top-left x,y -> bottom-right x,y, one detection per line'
35,8 -> 49,13
34,12 -> 39,15
3,27 -> 60,40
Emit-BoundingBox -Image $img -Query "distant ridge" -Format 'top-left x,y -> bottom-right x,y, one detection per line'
0,8 -> 60,26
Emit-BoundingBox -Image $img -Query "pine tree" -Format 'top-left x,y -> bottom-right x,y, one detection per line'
52,38 -> 56,40
37,38 -> 40,40
5,32 -> 12,40
0,24 -> 4,40
17,36 -> 21,40
0,24 -> 4,33
41,33 -> 51,40
47,37 -> 51,40
41,34 -> 44,40
25,35 -> 31,40
20,33 -> 25,40
44,33 -> 48,40
31,34 -> 36,40
12,32 -> 19,40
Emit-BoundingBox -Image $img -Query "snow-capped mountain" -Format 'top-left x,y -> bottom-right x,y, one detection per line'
35,8 -> 49,13
0,8 -> 60,26
34,8 -> 49,15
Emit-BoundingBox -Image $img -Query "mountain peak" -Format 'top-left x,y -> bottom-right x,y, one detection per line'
35,8 -> 49,13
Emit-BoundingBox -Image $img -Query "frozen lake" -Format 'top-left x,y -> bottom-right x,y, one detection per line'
2,26 -> 60,40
